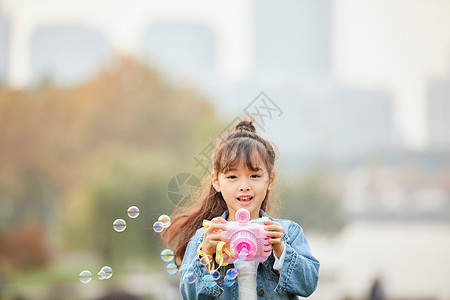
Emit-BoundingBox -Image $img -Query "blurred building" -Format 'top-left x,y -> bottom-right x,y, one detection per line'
30,25 -> 112,86
142,22 -> 217,86
4,0 -> 253,88
341,159 -> 450,218
311,214 -> 450,300
427,60 -> 450,151
224,0 -> 404,168
243,83 -> 402,168
327,87 -> 401,162
2,0 -> 449,165
0,2 -> 10,85
254,0 -> 331,76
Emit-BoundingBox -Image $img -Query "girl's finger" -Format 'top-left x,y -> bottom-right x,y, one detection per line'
268,238 -> 283,245
265,231 -> 284,239
204,238 -> 224,247
210,233 -> 228,242
205,222 -> 226,234
264,224 -> 284,233
205,217 -> 227,234
211,217 -> 227,224
264,219 -> 279,225
204,231 -> 228,242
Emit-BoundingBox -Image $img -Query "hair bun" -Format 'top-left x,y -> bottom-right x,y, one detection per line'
235,120 -> 256,133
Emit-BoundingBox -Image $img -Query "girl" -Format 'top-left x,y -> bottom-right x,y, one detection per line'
163,120 -> 320,299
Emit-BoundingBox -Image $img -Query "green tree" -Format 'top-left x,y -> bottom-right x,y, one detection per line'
0,56 -> 223,273
279,170 -> 345,234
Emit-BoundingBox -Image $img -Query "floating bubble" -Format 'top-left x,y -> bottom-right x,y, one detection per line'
226,268 -> 238,280
100,266 -> 113,280
179,264 -> 189,274
127,206 -> 140,218
211,270 -> 220,280
202,274 -> 216,288
223,274 -> 235,287
153,221 -> 164,233
79,270 -> 92,284
200,256 -> 211,266
184,272 -> 196,284
113,219 -> 127,232
167,263 -> 178,275
161,249 -> 174,262
97,270 -> 106,280
158,214 -> 171,228
234,258 -> 246,270
181,265 -> 195,277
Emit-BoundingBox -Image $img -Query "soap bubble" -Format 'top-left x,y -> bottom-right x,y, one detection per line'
97,270 -> 106,280
127,206 -> 140,218
200,256 -> 211,266
226,268 -> 238,280
184,272 -> 197,284
113,219 -> 127,232
158,214 -> 171,228
180,265 -> 194,276
179,264 -> 189,274
234,258 -> 246,270
202,274 -> 216,288
100,266 -> 113,280
79,270 -> 92,284
223,274 -> 235,287
161,249 -> 174,262
167,263 -> 178,275
153,221 -> 164,233
211,270 -> 220,280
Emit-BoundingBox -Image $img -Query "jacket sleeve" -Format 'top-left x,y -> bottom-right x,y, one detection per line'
274,221 -> 320,297
180,228 -> 224,299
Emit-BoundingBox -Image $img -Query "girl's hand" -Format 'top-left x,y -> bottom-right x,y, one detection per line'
202,217 -> 227,257
264,219 -> 285,259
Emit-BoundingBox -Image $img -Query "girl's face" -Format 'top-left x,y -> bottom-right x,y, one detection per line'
212,159 -> 275,221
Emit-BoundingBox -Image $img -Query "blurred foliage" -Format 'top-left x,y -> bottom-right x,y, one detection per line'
278,169 -> 346,234
0,220 -> 50,271
0,56 -> 223,274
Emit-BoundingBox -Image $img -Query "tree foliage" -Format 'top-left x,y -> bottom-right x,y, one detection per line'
278,170 -> 346,234
0,57 -> 223,270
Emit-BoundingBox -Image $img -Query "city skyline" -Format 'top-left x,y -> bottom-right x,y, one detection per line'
1,0 -> 450,157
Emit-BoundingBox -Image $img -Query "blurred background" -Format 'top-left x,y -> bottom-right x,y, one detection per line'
1,0 -> 450,299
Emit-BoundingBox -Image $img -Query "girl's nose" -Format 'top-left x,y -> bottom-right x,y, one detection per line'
239,182 -> 250,191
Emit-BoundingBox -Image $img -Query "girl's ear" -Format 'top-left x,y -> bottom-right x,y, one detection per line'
268,171 -> 276,190
211,173 -> 221,192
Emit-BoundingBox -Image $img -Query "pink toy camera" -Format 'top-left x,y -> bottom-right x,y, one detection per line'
223,208 -> 272,263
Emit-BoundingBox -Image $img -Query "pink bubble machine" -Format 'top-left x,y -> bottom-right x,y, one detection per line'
223,208 -> 272,263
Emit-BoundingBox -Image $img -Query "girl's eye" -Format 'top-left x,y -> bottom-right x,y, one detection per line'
227,175 -> 237,179
251,174 -> 261,178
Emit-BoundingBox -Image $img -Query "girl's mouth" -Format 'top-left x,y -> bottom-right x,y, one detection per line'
237,196 -> 253,203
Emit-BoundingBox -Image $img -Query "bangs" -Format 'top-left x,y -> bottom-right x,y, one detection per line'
216,138 -> 269,174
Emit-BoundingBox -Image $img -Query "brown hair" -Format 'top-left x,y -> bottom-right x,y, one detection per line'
162,120 -> 277,265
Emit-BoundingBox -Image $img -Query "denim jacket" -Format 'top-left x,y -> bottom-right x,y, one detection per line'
179,210 -> 320,299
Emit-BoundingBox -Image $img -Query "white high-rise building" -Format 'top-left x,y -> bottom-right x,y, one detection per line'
0,3 -> 10,85
427,63 -> 450,151
30,25 -> 112,86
